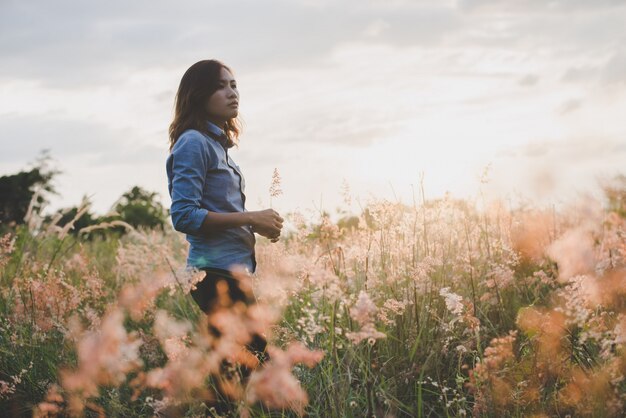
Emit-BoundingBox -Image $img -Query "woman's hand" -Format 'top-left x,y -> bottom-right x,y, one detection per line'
250,209 -> 284,242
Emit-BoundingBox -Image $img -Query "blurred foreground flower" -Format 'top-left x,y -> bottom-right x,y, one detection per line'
244,342 -> 324,416
345,291 -> 386,344
60,307 -> 143,415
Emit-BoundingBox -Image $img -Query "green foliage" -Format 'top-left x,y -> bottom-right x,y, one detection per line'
43,203 -> 108,240
0,223 -> 118,415
1,163 -> 625,416
0,151 -> 59,229
603,174 -> 626,218
42,185 -> 168,240
113,186 -> 167,230
336,215 -> 359,232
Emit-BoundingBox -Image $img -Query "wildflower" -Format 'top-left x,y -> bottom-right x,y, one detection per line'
588,269 -> 626,309
346,323 -> 386,345
24,188 -> 44,232
532,270 -> 552,285
118,272 -> 169,321
469,331 -> 517,413
318,215 -> 340,241
153,310 -> 192,361
141,344 -> 215,401
297,307 -> 326,343
345,291 -> 386,344
558,365 -> 621,416
481,331 -> 517,371
510,210 -> 553,262
60,307 -> 143,413
78,219 -> 134,235
547,228 -> 596,282
0,233 -> 15,269
269,167 -> 283,202
65,251 -> 89,273
0,380 -> 15,400
11,270 -> 84,333
349,291 -> 378,326
341,179 -> 352,206
55,197 -> 92,240
516,307 -> 567,368
245,342 -> 323,416
485,264 -> 514,291
439,287 -> 464,316
34,384 -> 64,418
377,298 -> 407,326
306,265 -> 344,303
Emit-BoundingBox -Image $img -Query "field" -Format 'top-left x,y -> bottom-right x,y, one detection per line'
1,185 -> 625,417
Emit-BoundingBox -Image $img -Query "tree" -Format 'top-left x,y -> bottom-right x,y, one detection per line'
337,215 -> 360,232
0,151 -> 59,227
112,186 -> 167,230
45,201 -> 107,239
603,174 -> 626,218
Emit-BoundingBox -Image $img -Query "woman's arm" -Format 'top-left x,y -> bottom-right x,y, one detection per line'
168,131 -> 283,240
168,134 -> 211,235
199,209 -> 284,240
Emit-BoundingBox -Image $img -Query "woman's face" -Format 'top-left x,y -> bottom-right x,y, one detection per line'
205,67 -> 239,126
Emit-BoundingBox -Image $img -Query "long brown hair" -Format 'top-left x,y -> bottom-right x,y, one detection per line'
168,60 -> 241,151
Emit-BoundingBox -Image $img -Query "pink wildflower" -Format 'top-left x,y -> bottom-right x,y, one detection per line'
246,342 -> 324,416
547,228 -> 596,282
60,307 -> 143,413
439,287 -> 464,316
345,291 -> 386,344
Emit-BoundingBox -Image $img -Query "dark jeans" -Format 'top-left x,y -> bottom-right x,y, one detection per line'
190,267 -> 269,412
190,267 -> 256,313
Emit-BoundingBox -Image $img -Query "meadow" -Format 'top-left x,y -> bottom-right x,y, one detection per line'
1,181 -> 625,417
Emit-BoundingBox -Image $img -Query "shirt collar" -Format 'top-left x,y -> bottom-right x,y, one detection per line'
206,121 -> 231,148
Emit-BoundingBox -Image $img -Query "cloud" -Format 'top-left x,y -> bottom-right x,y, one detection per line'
518,74 -> 539,86
457,0 -> 625,13
601,52 -> 626,85
2,0 -> 625,214
2,0 -> 624,95
558,98 -> 582,114
0,0 -> 462,88
276,109 -> 404,148
501,136 -> 626,161
560,51 -> 626,87
451,0 -> 626,61
487,135 -> 626,204
561,65 -> 599,84
0,113 -> 166,165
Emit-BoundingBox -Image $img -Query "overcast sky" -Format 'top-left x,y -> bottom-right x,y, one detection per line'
1,0 -> 625,218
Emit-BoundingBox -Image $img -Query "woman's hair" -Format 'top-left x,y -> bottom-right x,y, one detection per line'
168,59 -> 241,151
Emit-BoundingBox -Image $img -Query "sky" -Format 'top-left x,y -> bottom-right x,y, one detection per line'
1,0 -> 625,218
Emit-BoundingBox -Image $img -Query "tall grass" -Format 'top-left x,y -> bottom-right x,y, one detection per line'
1,189 -> 625,417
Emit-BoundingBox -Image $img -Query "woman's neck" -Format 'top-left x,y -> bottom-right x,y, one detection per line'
207,117 -> 226,131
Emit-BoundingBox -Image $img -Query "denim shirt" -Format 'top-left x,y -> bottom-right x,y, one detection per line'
166,121 -> 256,273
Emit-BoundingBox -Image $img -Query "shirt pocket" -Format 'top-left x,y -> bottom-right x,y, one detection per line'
232,161 -> 245,192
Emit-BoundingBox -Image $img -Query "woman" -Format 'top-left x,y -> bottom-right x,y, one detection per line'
165,59 -> 283,393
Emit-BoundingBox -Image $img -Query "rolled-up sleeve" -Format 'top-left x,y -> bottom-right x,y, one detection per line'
167,134 -> 209,235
